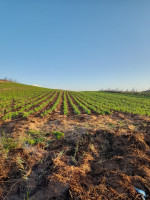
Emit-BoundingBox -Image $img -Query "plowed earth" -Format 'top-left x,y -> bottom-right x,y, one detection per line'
0,112 -> 150,200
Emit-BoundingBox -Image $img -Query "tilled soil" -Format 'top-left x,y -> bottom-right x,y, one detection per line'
0,113 -> 150,200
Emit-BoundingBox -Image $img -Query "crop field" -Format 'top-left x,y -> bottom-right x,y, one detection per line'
0,82 -> 150,121
0,82 -> 150,200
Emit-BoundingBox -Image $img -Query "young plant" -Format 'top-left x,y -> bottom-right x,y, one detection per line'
51,131 -> 64,139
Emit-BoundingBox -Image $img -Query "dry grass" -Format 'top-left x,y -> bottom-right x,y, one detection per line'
0,113 -> 150,199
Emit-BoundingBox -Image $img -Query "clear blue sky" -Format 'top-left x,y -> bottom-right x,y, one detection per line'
0,1 -> 150,91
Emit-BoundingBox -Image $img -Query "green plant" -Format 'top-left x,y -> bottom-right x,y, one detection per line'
1,137 -> 18,151
25,135 -> 45,146
67,92 -> 80,115
58,150 -> 64,157
52,131 -> 64,139
16,156 -> 25,169
71,142 -> 79,165
108,123 -> 114,127
63,92 -> 68,115
1,81 -> 150,120
70,92 -> 91,114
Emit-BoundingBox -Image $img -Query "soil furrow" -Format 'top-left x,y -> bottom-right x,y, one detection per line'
68,92 -> 86,114
1,92 -> 52,117
26,91 -> 55,113
73,93 -> 99,115
57,91 -> 64,115
0,92 -> 47,114
66,93 -> 74,116
34,92 -> 58,117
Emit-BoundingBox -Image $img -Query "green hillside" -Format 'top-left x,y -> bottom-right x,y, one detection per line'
0,81 -> 150,121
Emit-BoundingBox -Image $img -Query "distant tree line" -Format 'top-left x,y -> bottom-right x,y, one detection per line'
99,88 -> 150,96
0,77 -> 18,83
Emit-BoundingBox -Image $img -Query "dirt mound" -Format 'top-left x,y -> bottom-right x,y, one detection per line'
0,114 -> 150,199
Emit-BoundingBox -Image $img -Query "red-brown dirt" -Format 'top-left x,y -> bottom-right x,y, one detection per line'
0,113 -> 150,200
0,88 -> 11,91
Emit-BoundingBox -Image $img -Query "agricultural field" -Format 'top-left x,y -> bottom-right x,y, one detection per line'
0,82 -> 150,121
0,82 -> 150,200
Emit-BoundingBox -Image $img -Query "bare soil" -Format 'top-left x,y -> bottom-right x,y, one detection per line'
0,81 -> 12,83
0,89 -> 11,91
0,113 -> 150,200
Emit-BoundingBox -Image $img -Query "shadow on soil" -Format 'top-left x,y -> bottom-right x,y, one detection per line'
0,116 -> 150,200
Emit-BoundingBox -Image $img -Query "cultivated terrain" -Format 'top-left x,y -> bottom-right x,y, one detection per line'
0,82 -> 150,200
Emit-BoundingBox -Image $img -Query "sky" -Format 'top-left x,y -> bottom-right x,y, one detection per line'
0,0 -> 150,91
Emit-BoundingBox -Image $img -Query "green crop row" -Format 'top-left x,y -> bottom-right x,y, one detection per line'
72,92 -> 111,115
67,92 -> 80,115
63,92 -> 68,115
0,91 -> 52,116
0,82 -> 150,119
2,91 -> 54,120
22,92 -> 58,118
70,92 -> 91,114
78,91 -> 150,116
41,91 -> 62,116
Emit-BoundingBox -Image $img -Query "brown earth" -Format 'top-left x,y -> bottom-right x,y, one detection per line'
0,88 -> 11,91
0,112 -> 150,200
0,81 -> 12,83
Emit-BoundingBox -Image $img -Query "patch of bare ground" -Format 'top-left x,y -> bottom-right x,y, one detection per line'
0,113 -> 150,199
0,81 -> 12,83
0,88 -> 11,91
